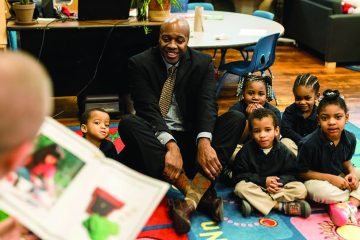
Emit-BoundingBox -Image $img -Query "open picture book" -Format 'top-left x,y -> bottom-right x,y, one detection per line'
0,117 -> 169,240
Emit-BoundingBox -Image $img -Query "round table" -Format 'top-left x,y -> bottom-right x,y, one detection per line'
174,11 -> 284,49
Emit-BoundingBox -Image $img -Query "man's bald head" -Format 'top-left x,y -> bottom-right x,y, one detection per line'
160,16 -> 190,39
0,52 -> 53,153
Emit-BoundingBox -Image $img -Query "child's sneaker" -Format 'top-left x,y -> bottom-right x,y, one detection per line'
241,199 -> 253,217
282,200 -> 311,218
329,202 -> 358,227
348,202 -> 358,225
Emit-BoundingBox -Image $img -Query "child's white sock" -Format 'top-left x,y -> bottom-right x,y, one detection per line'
278,202 -> 283,211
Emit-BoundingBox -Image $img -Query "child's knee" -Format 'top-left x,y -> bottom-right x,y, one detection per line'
305,180 -> 348,203
234,181 -> 256,198
292,182 -> 307,199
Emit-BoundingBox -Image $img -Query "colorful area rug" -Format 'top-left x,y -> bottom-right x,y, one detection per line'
69,123 -> 360,240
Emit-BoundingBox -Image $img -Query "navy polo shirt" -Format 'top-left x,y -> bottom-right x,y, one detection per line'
281,103 -> 318,145
229,99 -> 281,124
297,128 -> 356,175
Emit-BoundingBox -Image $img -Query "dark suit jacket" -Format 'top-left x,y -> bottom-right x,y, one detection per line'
128,46 -> 218,135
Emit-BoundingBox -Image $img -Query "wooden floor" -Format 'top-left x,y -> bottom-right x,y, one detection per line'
213,45 -> 360,126
55,45 -> 360,127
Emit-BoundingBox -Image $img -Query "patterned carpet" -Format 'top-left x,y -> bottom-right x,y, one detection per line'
69,122 -> 360,240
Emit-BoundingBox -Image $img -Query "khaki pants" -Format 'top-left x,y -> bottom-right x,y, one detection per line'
234,180 -> 307,215
304,168 -> 360,204
280,138 -> 298,156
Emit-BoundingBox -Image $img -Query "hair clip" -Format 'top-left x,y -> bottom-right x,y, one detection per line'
324,91 -> 337,97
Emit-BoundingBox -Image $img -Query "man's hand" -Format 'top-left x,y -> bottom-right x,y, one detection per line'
266,176 -> 282,193
163,141 -> 183,182
345,173 -> 359,191
328,175 -> 351,191
197,138 -> 222,180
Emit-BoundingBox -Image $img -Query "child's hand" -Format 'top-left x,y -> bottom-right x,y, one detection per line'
254,103 -> 263,109
345,173 -> 359,191
329,175 -> 351,191
245,103 -> 257,115
266,176 -> 282,193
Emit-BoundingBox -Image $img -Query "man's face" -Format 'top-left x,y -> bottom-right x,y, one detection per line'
159,22 -> 189,64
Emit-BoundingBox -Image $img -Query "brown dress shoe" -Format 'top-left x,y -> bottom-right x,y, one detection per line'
168,199 -> 195,235
197,187 -> 224,222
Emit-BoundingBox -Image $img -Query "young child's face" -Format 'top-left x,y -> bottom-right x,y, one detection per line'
81,111 -> 110,142
294,85 -> 318,114
45,155 -> 57,165
318,104 -> 348,142
251,116 -> 279,149
243,81 -> 267,106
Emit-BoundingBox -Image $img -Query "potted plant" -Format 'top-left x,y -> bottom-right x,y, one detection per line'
135,0 -> 181,22
133,0 -> 182,34
12,0 -> 36,24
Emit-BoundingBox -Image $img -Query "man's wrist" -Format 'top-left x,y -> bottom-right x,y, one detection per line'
166,140 -> 178,151
198,137 -> 211,146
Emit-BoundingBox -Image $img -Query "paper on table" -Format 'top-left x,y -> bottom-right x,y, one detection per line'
239,29 -> 267,36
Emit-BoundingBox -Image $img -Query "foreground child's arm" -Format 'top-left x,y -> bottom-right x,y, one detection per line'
232,147 -> 266,187
300,171 -> 351,191
343,160 -> 359,191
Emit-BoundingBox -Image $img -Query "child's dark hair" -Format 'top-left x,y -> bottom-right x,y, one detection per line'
80,108 -> 109,125
237,75 -> 273,101
248,108 -> 279,131
28,144 -> 64,169
293,73 -> 320,93
317,89 -> 348,114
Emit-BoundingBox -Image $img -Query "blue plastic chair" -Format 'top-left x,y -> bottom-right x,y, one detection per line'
216,33 -> 280,104
187,2 -> 215,11
171,0 -> 189,13
218,10 -> 275,70
240,10 -> 275,61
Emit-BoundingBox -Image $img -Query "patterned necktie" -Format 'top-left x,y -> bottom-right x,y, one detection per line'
159,65 -> 177,117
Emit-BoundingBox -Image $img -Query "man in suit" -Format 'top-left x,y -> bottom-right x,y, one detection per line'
118,16 -> 246,234
0,52 -> 53,239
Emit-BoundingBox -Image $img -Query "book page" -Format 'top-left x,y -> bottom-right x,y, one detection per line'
0,117 -> 169,240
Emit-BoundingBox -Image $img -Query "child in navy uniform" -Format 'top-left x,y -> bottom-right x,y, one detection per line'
80,108 -> 119,160
298,89 -> 360,226
225,74 -> 281,165
230,74 -> 281,124
281,73 -> 320,155
232,108 -> 310,218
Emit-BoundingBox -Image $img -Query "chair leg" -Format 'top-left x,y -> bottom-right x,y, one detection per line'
213,48 -> 217,59
218,48 -> 227,69
215,72 -> 228,98
240,49 -> 250,61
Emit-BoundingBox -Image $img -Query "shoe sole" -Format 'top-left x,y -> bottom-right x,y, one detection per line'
300,200 -> 311,218
172,209 -> 191,234
241,200 -> 252,217
218,198 -> 224,222
168,200 -> 191,234
212,197 -> 224,222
